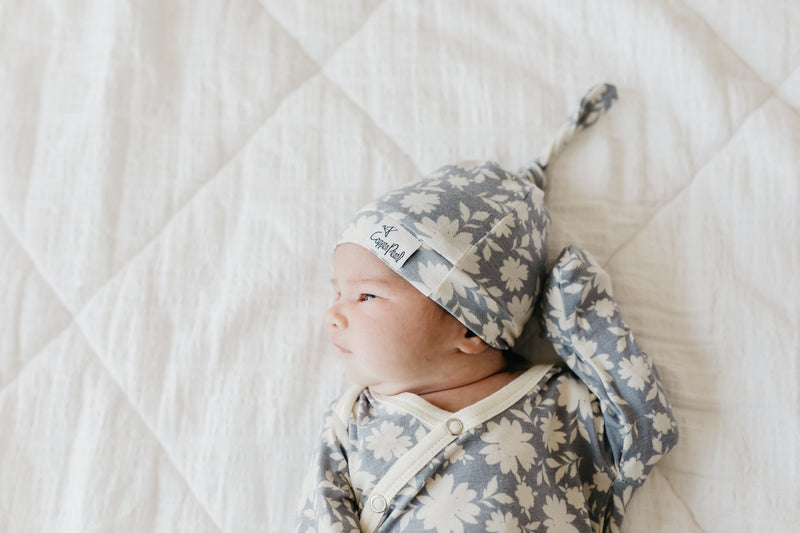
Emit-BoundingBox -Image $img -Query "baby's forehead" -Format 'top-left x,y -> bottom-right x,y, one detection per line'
332,243 -> 405,284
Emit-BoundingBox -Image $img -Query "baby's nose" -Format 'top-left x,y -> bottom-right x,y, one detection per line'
325,303 -> 347,330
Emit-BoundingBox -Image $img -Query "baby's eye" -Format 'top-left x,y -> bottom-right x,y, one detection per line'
360,294 -> 377,302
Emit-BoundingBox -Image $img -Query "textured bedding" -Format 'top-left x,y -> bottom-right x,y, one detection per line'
1,1 -> 798,532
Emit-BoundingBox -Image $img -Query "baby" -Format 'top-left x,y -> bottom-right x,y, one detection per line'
297,85 -> 678,533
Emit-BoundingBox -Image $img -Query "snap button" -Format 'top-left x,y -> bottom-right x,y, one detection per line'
446,418 -> 463,435
369,494 -> 387,513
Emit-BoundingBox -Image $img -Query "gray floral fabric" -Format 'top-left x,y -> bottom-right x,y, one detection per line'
339,161 -> 550,350
296,246 -> 679,533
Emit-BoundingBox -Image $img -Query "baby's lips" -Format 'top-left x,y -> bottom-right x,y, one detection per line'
332,342 -> 352,355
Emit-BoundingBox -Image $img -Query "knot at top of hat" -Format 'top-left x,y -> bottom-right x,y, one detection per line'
520,83 -> 618,189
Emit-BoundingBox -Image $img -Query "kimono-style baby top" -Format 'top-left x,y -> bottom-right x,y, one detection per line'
296,247 -> 679,533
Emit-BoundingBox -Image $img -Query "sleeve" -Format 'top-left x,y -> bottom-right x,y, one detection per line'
295,404 -> 362,533
540,246 -> 679,523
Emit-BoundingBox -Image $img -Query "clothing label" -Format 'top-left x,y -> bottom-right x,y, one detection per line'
361,221 -> 420,271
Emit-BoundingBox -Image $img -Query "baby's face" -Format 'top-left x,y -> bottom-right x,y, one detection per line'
327,243 -> 467,395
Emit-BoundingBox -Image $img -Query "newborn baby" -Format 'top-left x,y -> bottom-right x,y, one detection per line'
297,84 -> 678,533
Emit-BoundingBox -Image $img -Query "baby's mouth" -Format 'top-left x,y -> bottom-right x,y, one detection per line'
333,343 -> 352,355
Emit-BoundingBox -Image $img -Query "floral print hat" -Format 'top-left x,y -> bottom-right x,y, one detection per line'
339,84 -> 617,350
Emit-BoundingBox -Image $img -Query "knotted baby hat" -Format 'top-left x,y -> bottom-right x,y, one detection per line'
338,84 -> 617,350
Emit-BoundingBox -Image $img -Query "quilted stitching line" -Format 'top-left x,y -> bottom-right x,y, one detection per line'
321,70 -> 425,177
256,0 -> 390,65
0,211 -> 225,531
0,211 -> 75,395
256,0 -> 427,179
600,67 -> 799,270
74,319 -> 226,533
257,1 -> 423,178
774,65 -> 800,118
676,0 -> 799,89
657,466 -> 707,532
677,0 -> 800,124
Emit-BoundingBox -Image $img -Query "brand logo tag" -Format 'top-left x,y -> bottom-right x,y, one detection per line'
362,222 -> 420,271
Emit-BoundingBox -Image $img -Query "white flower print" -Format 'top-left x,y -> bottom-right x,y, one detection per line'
617,355 -> 651,391
556,377 -> 594,420
499,257 -> 528,292
575,249 -> 612,295
585,352 -> 615,383
347,451 -> 376,501
593,298 -> 615,319
475,285 -> 500,313
418,261 -> 451,301
418,215 -> 473,259
530,226 -> 543,255
444,444 -> 470,465
365,421 -> 412,461
480,418 -> 537,477
481,322 -> 501,345
501,176 -> 523,192
539,412 -> 567,452
515,484 -> 535,509
459,305 -> 481,326
492,214 -> 515,238
593,471 -> 613,492
453,161 -> 479,172
652,411 -> 674,434
401,192 -> 440,214
479,166 -> 502,181
339,213 -> 378,244
507,294 -> 533,326
570,335 -> 597,358
416,474 -> 480,533
564,486 -> 585,509
450,270 -> 479,299
514,200 -> 530,222
621,458 -> 645,481
457,246 -> 482,275
542,495 -> 579,533
590,264 -> 613,296
449,175 -> 470,188
546,287 -> 575,335
485,510 -> 521,533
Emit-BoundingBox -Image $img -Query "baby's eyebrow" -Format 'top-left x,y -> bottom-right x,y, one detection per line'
330,277 -> 394,288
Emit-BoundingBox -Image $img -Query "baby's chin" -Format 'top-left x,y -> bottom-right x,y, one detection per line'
342,370 -> 408,396
336,358 -> 422,395
339,364 -> 372,389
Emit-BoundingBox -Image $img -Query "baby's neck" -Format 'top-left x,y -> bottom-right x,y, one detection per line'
417,366 -> 525,413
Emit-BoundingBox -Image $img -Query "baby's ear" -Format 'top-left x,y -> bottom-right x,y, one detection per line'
457,330 -> 491,355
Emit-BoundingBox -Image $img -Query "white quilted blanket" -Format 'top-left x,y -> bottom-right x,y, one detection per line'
1,1 -> 798,532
